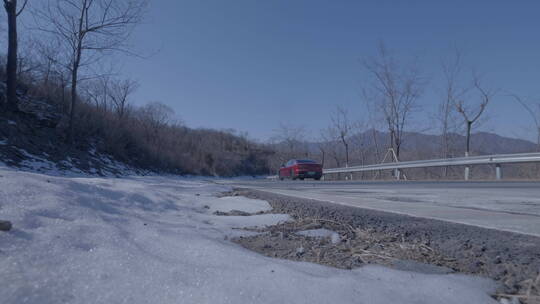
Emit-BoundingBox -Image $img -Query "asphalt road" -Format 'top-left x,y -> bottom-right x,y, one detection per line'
219,180 -> 540,237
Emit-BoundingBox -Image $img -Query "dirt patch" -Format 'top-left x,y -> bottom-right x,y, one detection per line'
234,217 -> 457,272
219,189 -> 540,304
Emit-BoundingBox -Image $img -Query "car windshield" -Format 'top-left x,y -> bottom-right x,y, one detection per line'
296,159 -> 316,164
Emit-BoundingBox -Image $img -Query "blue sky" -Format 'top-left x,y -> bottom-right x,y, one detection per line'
119,0 -> 540,142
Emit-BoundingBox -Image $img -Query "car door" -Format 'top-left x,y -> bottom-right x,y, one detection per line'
283,160 -> 294,177
278,163 -> 287,178
288,160 -> 296,178
279,160 -> 290,178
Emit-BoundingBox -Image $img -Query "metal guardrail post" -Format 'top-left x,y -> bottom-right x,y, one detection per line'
496,164 -> 502,180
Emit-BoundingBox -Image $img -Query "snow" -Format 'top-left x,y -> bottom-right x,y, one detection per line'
297,228 -> 341,244
0,138 -> 7,145
0,168 -> 499,304
0,147 -> 144,177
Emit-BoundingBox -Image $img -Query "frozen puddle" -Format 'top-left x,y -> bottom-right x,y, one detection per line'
0,169 -> 499,304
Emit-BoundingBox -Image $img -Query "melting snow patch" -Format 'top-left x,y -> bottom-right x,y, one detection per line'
0,169 -> 499,304
297,228 -> 341,244
207,196 -> 273,213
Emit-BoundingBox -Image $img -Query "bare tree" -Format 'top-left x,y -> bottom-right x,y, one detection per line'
320,126 -> 342,168
364,43 -> 424,159
33,38 -> 71,109
435,49 -> 468,178
136,101 -> 174,152
83,74 -> 112,112
316,142 -> 326,168
439,50 -> 465,160
363,98 -> 383,163
454,75 -> 494,156
329,106 -> 356,167
511,95 -> 540,151
108,78 -> 138,119
2,0 -> 28,111
35,0 -> 146,141
271,123 -> 308,165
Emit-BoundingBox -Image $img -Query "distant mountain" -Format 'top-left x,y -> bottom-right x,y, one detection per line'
349,129 -> 537,159
469,132 -> 538,154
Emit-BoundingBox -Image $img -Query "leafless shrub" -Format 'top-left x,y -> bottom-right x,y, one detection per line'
363,42 -> 425,159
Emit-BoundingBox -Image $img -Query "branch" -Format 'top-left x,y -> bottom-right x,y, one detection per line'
16,0 -> 28,16
510,94 -> 540,129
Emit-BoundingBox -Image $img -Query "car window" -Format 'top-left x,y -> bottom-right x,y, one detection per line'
296,159 -> 316,164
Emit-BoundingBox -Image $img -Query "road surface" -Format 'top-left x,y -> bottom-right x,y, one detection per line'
219,180 -> 540,237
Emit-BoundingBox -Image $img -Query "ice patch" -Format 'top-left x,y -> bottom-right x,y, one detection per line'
208,196 -> 273,213
297,228 -> 341,244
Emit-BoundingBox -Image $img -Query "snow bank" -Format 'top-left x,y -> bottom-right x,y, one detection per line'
0,169 -> 499,304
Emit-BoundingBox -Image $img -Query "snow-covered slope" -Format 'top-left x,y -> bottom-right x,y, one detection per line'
0,168 -> 498,304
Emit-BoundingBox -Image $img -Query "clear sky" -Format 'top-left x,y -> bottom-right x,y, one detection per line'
119,0 -> 540,142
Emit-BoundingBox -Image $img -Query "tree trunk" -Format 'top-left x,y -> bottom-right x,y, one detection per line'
465,121 -> 472,156
69,47 -> 82,143
537,128 -> 540,152
4,0 -> 18,111
372,129 -> 381,162
344,141 -> 349,167
441,127 -> 449,177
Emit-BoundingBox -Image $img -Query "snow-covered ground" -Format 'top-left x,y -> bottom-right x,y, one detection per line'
0,167 -> 499,304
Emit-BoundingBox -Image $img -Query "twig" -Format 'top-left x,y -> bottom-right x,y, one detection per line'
314,218 -> 355,235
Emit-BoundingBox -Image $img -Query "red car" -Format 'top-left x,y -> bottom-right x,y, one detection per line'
278,159 -> 322,180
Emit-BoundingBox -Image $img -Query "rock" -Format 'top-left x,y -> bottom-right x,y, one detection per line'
0,220 -> 12,231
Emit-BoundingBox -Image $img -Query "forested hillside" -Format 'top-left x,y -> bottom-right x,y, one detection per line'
0,69 -> 272,176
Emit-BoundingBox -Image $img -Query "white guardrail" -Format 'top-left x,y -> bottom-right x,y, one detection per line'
323,152 -> 540,180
